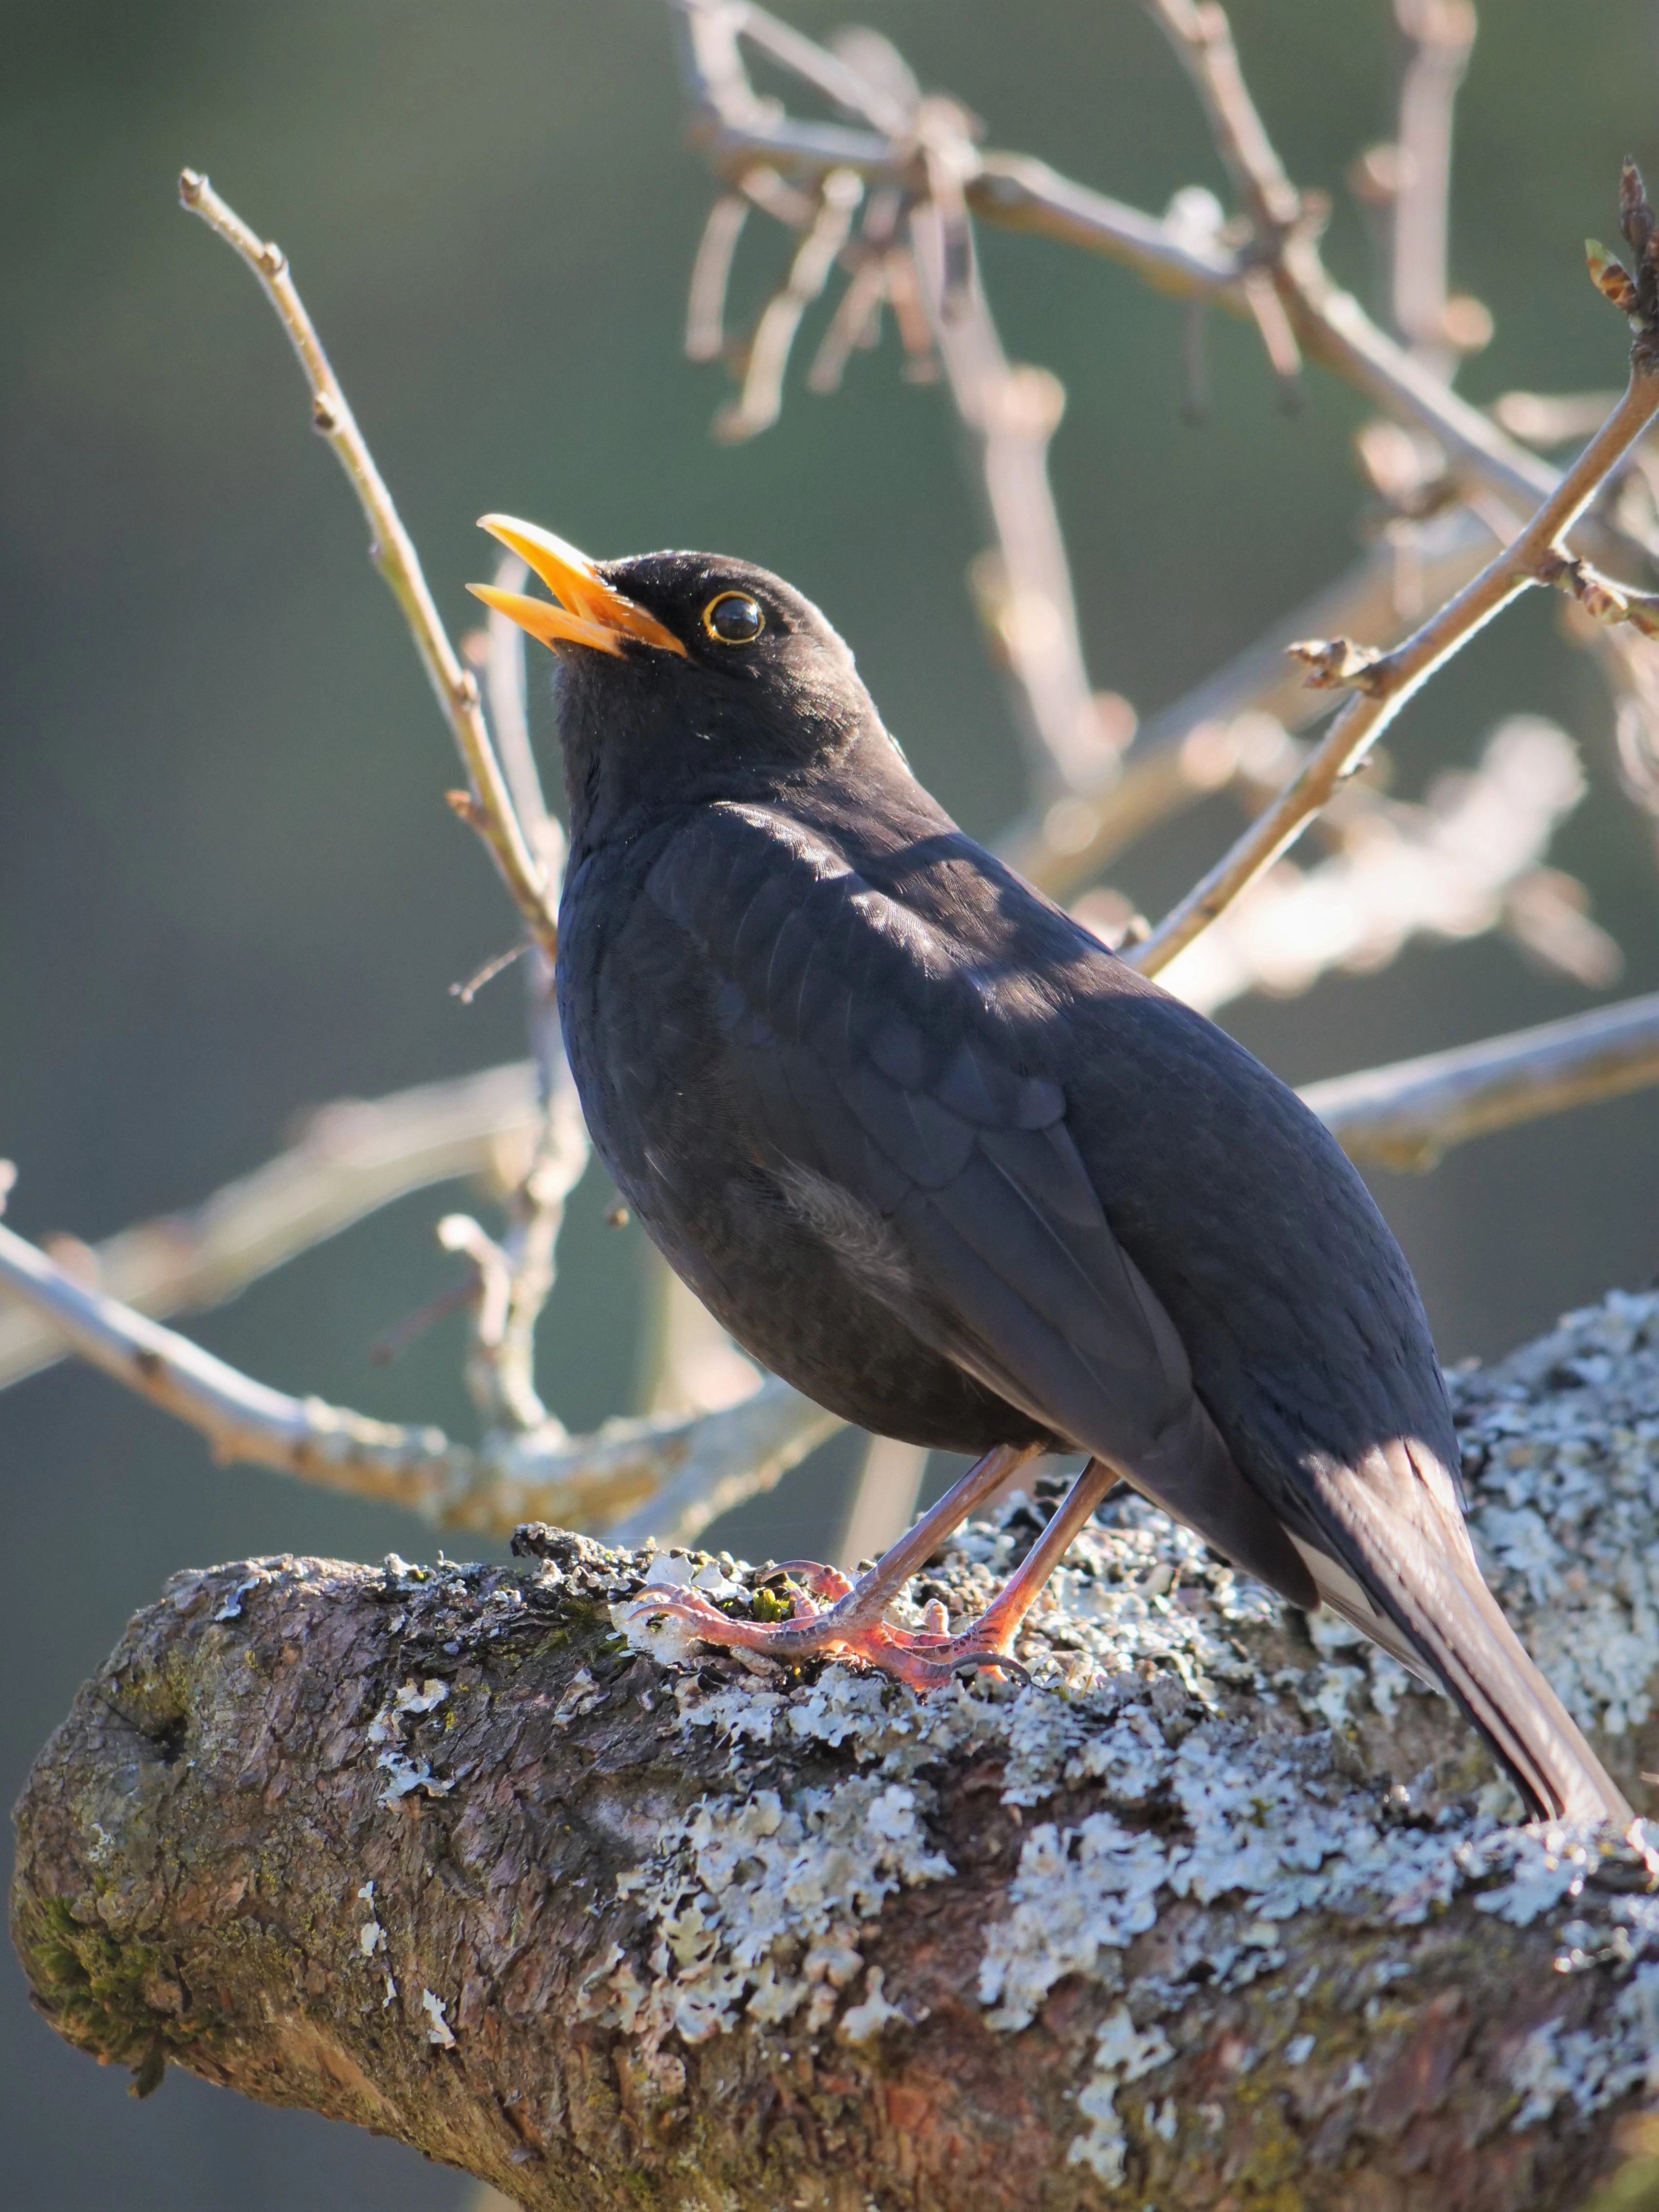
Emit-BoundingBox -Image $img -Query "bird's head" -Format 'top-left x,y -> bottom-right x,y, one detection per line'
468,516 -> 891,853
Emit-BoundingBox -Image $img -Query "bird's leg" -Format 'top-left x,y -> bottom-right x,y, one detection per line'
625,1440 -> 1042,1673
817,1439 -> 1044,1631
921,1456 -> 1119,1677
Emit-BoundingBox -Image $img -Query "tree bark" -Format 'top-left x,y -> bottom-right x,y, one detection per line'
14,1286 -> 1659,2212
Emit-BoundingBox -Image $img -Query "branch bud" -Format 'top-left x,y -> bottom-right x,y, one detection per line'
1286,635 -> 1387,692
1587,239 -> 1640,319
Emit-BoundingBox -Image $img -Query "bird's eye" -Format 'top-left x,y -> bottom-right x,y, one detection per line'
703,591 -> 766,645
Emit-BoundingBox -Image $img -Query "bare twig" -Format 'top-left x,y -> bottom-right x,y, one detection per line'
435,1058 -> 587,1439
1303,989 -> 1659,1172
0,1210 -> 835,1546
1389,0 -> 1479,374
1000,507 -> 1500,896
457,574 -> 588,1435
673,2 -> 1589,535
715,170 -> 863,441
177,170 -> 556,955
910,165 -> 1116,796
1493,390 -> 1624,447
686,191 -> 749,362
1129,357 -> 1659,978
0,1214 -> 477,1512
1150,716 -> 1611,1014
8,946 -> 1659,1540
0,1062 -> 542,1395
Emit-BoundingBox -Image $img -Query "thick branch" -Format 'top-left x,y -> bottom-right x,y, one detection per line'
15,1284 -> 1659,2209
177,171 -> 556,955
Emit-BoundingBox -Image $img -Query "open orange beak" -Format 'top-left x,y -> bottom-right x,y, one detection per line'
466,515 -> 688,658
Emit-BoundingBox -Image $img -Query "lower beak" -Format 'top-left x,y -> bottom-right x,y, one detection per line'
467,515 -> 687,658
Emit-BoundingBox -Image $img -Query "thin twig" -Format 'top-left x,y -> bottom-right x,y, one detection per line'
0,1214 -> 477,1513
472,565 -> 588,1434
0,1062 -> 542,1394
1129,363 -> 1659,978
673,3 -> 1578,529
1001,507 -> 1499,898
1390,0 -> 1478,373
9,961 -> 1659,1534
715,170 -> 863,441
177,170 -> 556,956
908,122 -> 1114,798
1150,715 -> 1611,1014
685,191 -> 749,362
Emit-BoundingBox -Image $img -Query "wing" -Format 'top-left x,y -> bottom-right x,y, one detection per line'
645,802 -> 1317,1603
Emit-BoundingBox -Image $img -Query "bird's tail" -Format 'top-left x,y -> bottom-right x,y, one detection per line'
1298,1443 -> 1632,1829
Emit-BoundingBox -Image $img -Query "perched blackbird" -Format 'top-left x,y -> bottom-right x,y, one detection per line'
470,515 -> 1630,1827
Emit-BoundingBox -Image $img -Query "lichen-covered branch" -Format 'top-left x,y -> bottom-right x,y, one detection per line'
16,1286 -> 1659,2211
177,171 -> 556,955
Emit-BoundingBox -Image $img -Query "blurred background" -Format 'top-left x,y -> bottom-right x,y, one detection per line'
3,1 -> 1659,2204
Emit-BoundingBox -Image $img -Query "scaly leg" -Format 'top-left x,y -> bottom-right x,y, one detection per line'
910,1455 -> 1119,1683
629,1443 -> 1126,1689
626,1439 -> 1042,1681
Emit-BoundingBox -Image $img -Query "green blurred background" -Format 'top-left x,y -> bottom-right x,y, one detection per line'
3,2 -> 1659,2203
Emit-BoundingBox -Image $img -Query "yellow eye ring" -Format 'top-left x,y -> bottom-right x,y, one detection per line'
703,591 -> 766,644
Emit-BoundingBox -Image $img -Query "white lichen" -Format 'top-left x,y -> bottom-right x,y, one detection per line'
1454,1288 -> 1659,1741
598,1773 -> 951,2046
1067,2006 -> 1176,2183
420,1988 -> 456,2049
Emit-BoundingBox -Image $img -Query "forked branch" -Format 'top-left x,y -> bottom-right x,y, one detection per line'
1130,320 -> 1659,976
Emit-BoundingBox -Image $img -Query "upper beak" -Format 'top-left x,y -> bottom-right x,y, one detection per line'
467,515 -> 687,658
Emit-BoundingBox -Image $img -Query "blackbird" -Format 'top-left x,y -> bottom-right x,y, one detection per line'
470,514 -> 1630,1827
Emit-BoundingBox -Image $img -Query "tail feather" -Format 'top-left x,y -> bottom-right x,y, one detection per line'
1303,1443 -> 1631,1828
1124,1397 -> 1319,1612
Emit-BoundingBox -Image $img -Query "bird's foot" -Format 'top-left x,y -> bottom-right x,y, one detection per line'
625,1567 -> 1030,1692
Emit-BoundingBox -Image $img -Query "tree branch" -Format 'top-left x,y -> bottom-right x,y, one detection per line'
1389,0 -> 1480,374
9,974 -> 1659,1549
673,0 -> 1582,531
177,171 -> 557,956
1149,714 -> 1616,1016
999,508 -> 1500,897
0,1061 -> 541,1394
16,1281 -> 1659,2207
1303,988 -> 1659,1172
1129,357 -> 1659,977
0,1209 -> 834,1546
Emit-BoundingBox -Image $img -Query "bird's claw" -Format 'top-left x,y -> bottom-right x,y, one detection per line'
754,1559 -> 853,1608
625,1568 -> 1030,1692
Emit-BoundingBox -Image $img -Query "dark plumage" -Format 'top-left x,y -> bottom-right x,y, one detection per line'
470,519 -> 1630,1828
